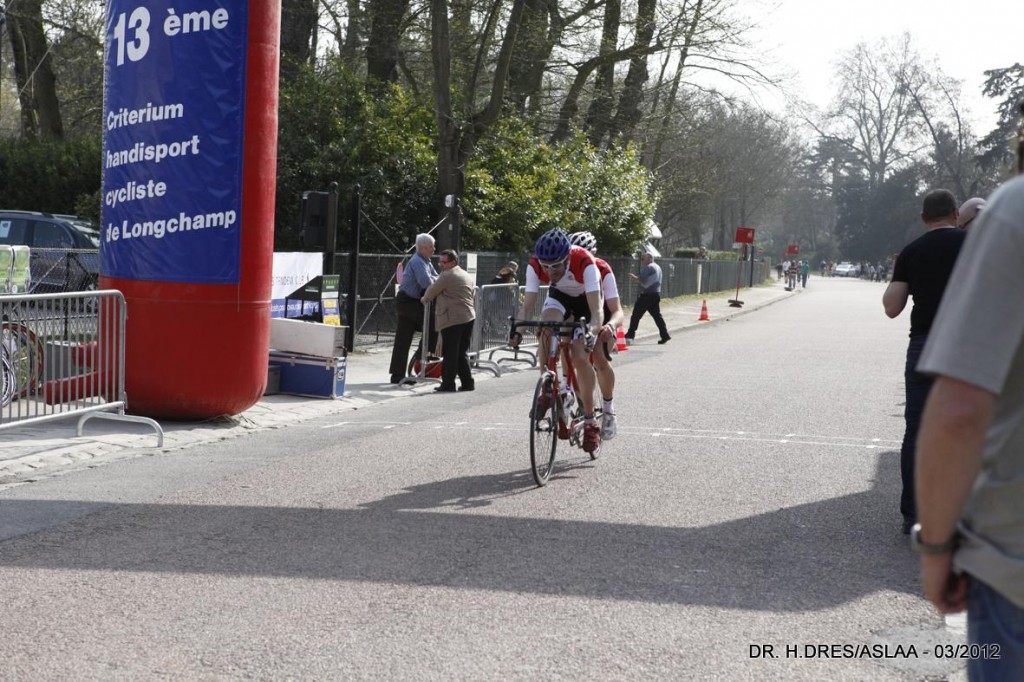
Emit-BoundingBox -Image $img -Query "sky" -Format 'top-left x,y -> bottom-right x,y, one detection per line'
736,0 -> 1021,134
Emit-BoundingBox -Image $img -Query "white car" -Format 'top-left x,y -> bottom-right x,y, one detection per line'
834,262 -> 860,277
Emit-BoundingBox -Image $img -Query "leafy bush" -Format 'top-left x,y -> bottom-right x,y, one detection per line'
275,63 -> 437,252
0,137 -> 101,215
464,123 -> 656,255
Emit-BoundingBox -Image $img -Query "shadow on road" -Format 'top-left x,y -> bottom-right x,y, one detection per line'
0,452 -> 914,612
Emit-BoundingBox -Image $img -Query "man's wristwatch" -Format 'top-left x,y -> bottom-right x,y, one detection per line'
910,523 -> 957,555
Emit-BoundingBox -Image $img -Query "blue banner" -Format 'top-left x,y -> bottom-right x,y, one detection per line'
101,0 -> 248,284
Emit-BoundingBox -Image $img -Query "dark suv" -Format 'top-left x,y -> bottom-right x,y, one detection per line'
0,211 -> 100,293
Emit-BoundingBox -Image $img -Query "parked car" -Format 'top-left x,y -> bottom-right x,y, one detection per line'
0,211 -> 100,292
834,262 -> 860,278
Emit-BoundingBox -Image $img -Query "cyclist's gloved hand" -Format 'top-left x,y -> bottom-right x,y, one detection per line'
508,331 -> 522,348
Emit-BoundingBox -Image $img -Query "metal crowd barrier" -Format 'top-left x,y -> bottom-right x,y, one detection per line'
0,291 -> 163,445
471,284 -> 532,369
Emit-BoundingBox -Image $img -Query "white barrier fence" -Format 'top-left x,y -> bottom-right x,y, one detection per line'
0,291 -> 163,445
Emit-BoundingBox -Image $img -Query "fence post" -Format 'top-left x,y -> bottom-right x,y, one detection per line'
345,185 -> 362,353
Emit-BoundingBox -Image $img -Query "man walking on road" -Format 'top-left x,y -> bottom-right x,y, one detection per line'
625,252 -> 670,344
883,189 -> 966,535
914,174 -> 1024,676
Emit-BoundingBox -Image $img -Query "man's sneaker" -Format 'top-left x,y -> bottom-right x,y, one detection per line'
582,422 -> 601,453
601,412 -> 617,440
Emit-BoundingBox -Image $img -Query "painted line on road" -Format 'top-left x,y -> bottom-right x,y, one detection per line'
321,420 -> 412,429
319,420 -> 896,448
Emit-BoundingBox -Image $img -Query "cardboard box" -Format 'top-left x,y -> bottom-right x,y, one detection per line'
269,351 -> 346,399
270,317 -> 347,357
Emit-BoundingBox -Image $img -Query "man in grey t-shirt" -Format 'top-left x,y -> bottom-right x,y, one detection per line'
624,252 -> 670,344
915,174 -> 1024,675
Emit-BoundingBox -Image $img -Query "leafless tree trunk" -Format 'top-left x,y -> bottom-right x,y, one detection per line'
281,0 -> 319,82
610,0 -> 657,142
367,0 -> 412,86
431,0 -> 526,250
823,35 -> 921,191
5,7 -> 38,139
5,0 -> 63,140
649,0 -> 703,170
583,0 -> 620,146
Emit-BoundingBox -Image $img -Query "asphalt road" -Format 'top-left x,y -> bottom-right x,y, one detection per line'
0,277 -> 968,680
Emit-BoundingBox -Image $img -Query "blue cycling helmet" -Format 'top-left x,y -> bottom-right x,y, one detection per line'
534,228 -> 571,262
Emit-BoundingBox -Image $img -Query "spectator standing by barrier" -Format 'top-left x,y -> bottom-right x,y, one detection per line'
914,174 -> 1024,676
422,249 -> 476,393
389,234 -> 438,384
883,189 -> 967,535
490,261 -> 519,284
625,252 -> 670,344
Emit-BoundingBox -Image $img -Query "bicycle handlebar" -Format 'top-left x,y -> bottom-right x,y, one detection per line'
509,317 -> 612,361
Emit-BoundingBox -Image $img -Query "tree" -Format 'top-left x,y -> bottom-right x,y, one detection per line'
463,120 -> 655,253
365,0 -> 413,86
281,0 -> 320,82
821,35 -> 924,192
429,0 -> 526,250
4,0 -> 65,139
833,165 -> 920,260
978,63 -> 1024,175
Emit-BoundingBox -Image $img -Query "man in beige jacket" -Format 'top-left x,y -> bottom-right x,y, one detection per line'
421,249 -> 477,392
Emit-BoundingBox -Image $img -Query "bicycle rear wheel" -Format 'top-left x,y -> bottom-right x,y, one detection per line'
529,373 -> 559,486
1,323 -> 43,400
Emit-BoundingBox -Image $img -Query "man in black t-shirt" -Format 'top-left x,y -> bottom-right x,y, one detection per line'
883,189 -> 967,535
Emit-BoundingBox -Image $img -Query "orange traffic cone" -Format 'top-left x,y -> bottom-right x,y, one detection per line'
616,326 -> 629,351
699,299 -> 711,321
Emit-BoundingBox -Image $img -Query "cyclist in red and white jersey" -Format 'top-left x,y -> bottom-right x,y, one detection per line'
568,231 -> 623,439
511,228 -> 604,452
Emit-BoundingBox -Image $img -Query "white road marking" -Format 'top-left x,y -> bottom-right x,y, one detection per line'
320,420 -> 898,448
320,420 -> 411,429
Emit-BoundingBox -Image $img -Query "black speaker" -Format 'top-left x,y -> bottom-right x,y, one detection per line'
300,191 -> 331,250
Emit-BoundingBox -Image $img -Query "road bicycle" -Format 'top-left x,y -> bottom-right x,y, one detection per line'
509,317 -> 612,486
1,312 -> 44,408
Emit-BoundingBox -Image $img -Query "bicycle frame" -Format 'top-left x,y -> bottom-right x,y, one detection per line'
513,318 -> 602,445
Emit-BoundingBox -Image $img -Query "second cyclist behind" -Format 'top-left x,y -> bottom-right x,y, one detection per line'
567,230 -> 624,440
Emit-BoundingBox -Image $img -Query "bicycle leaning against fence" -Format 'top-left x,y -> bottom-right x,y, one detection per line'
509,316 -> 612,486
1,311 -> 44,408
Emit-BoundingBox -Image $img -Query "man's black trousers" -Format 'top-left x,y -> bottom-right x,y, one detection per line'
389,293 -> 437,379
439,320 -> 475,389
626,292 -> 669,340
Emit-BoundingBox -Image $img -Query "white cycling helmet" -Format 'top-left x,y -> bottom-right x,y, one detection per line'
568,231 -> 598,254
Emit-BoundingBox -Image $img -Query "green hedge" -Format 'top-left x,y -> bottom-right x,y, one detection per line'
0,137 -> 101,216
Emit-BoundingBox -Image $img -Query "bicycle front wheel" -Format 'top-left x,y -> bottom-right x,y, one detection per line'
529,373 -> 559,486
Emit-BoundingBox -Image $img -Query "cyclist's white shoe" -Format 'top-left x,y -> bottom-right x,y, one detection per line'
601,412 -> 617,440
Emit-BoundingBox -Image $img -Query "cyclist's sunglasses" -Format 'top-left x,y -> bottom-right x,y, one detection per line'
539,257 -> 568,271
